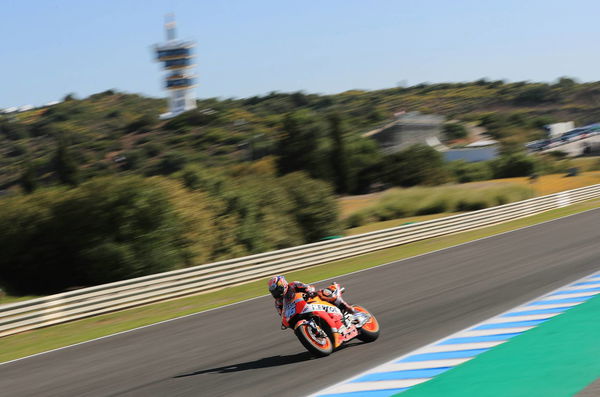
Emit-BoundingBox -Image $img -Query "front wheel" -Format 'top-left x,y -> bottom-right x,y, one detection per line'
295,321 -> 333,357
353,305 -> 380,342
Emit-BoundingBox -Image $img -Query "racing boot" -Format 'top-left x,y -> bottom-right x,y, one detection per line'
339,301 -> 369,327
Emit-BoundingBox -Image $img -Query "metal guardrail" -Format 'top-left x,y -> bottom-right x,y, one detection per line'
1,184 -> 599,337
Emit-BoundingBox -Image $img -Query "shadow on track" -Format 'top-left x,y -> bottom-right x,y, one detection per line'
174,351 -> 314,377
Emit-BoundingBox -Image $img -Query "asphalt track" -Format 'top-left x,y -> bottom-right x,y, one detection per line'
2,208 -> 600,397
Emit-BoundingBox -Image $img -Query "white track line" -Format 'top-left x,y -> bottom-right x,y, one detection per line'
376,359 -> 471,372
419,341 -> 504,353
310,269 -> 600,397
327,379 -> 431,393
509,302 -> 576,311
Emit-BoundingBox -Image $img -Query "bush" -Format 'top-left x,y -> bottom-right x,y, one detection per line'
346,212 -> 369,228
443,123 -> 468,140
155,151 -> 188,175
143,142 -> 164,157
7,143 -> 28,157
280,172 -> 341,242
0,176 -> 209,295
125,115 -> 155,133
381,144 -> 449,187
513,85 -> 557,105
164,109 -> 220,131
491,154 -> 538,178
450,160 -> 493,183
121,149 -> 146,170
0,121 -> 29,140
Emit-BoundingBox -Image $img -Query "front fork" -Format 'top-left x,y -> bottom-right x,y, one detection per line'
294,319 -> 326,338
295,318 -> 343,348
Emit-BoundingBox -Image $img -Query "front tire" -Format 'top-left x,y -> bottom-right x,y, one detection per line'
353,305 -> 380,343
295,321 -> 333,357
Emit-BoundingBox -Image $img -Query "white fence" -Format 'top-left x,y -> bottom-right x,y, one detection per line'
1,184 -> 599,337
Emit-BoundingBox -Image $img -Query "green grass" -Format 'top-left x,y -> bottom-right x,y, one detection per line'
0,295 -> 40,305
344,183 -> 534,229
0,199 -> 598,363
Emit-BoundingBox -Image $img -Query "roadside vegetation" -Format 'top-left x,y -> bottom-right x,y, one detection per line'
0,163 -> 339,296
345,183 -> 534,228
2,79 -> 600,298
341,171 -> 600,231
2,78 -> 600,193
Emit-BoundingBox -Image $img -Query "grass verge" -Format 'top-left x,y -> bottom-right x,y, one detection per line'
0,199 -> 599,364
339,172 -> 600,220
0,295 -> 40,305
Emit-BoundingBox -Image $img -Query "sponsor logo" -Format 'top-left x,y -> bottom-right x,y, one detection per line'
302,304 -> 342,315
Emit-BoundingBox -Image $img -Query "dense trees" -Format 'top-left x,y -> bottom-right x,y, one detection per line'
380,144 -> 448,187
0,79 -> 597,190
52,140 -> 80,186
1,79 -> 596,295
0,177 -> 191,294
274,110 -> 383,194
328,113 -> 351,194
0,170 -> 340,295
19,162 -> 37,193
443,123 -> 468,140
276,110 -> 326,179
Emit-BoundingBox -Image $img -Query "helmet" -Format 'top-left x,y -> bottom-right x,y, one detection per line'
268,275 -> 288,298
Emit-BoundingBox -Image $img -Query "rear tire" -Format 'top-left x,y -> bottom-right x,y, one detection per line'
295,321 -> 333,357
353,305 -> 380,343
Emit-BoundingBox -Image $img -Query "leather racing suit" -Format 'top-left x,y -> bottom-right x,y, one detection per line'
274,281 -> 356,316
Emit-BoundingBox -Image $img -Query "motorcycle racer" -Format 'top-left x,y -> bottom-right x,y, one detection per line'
268,275 -> 368,325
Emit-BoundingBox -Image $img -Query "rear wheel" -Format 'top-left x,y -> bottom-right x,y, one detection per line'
295,321 -> 333,357
353,305 -> 380,342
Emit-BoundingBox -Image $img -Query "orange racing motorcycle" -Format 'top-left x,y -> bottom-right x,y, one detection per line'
280,284 -> 380,356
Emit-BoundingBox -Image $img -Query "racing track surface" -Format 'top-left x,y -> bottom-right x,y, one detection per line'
2,208 -> 600,397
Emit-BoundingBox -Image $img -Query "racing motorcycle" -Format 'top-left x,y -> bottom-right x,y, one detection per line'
280,284 -> 380,357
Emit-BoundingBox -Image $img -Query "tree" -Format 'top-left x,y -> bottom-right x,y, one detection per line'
443,123 -> 468,140
280,172 -> 341,242
276,111 -> 326,179
125,115 -> 156,133
555,76 -> 577,90
491,154 -> 537,178
328,113 -> 351,194
156,151 -> 188,175
346,136 -> 383,194
450,160 -> 492,183
513,84 -> 556,105
0,121 -> 29,140
53,140 -> 80,186
0,176 -> 202,295
381,144 -> 447,187
19,162 -> 37,193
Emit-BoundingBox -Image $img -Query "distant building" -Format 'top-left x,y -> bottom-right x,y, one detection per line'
365,112 -> 445,154
443,140 -> 500,162
154,15 -> 197,119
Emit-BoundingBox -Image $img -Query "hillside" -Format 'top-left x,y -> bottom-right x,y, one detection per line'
2,78 -> 600,190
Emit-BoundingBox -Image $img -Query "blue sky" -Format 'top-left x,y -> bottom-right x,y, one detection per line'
2,0 -> 600,108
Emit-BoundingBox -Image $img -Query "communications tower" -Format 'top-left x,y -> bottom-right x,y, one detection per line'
154,15 -> 197,119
